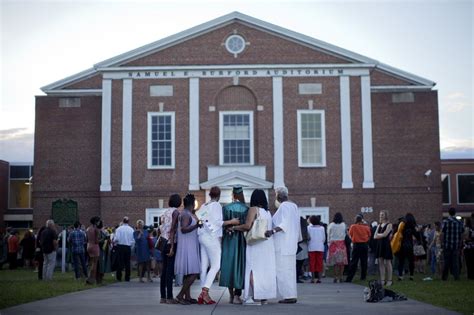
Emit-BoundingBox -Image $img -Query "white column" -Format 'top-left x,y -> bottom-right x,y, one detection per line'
340,76 -> 353,189
273,76 -> 285,188
189,78 -> 200,191
361,75 -> 375,188
121,79 -> 133,191
100,79 -> 112,191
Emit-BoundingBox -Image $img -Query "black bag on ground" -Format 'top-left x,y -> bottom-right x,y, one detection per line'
364,280 -> 385,302
364,280 -> 407,303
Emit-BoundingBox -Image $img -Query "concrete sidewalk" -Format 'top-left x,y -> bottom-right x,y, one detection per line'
1,277 -> 459,315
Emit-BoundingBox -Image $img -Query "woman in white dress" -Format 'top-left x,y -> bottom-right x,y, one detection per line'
233,189 -> 276,305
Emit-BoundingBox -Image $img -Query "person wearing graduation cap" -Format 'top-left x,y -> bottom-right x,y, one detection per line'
219,186 -> 249,304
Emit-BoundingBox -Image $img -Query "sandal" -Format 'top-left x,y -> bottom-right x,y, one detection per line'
175,297 -> 190,305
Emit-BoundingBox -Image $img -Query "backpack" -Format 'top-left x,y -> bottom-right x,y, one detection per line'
364,280 -> 385,303
364,280 -> 408,303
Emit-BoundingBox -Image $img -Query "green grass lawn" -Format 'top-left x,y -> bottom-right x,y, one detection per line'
350,272 -> 474,315
0,268 -> 115,310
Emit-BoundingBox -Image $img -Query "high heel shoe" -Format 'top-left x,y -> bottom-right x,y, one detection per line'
198,289 -> 217,305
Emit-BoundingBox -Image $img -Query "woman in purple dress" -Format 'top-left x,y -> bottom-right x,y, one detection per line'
174,194 -> 202,304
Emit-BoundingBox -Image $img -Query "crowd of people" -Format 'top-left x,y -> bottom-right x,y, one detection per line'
0,188 -> 473,306
293,207 -> 473,287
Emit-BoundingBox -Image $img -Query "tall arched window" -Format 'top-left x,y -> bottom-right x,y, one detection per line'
215,86 -> 257,165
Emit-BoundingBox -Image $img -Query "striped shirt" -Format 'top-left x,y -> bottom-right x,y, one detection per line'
442,216 -> 463,250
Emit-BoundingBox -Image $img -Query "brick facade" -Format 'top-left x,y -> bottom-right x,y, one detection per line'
34,15 -> 441,228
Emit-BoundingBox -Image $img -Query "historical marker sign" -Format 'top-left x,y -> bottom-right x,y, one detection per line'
52,199 -> 78,226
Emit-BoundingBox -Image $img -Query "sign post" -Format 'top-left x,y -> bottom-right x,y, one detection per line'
61,229 -> 66,273
52,199 -> 78,273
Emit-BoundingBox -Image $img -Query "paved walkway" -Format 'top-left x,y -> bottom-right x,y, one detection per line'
2,277 -> 459,315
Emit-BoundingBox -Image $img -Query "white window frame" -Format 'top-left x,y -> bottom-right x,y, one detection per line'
297,109 -> 326,167
456,173 -> 474,205
442,174 -> 451,205
147,112 -> 175,169
219,111 -> 254,166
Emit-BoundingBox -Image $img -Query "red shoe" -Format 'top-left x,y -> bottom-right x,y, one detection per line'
198,292 -> 205,305
198,290 -> 216,305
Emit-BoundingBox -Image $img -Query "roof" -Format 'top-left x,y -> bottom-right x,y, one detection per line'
41,11 -> 435,92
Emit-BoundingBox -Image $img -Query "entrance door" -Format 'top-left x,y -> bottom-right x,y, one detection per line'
145,208 -> 166,228
299,207 -> 330,224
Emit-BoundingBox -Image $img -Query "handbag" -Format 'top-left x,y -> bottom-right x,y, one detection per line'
155,236 -> 167,252
413,244 -> 426,256
391,221 -> 405,255
245,210 -> 268,245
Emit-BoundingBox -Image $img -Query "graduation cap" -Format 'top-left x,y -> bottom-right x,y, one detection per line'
232,186 -> 243,194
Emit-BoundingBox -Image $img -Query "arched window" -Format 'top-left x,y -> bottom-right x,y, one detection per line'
215,86 -> 257,165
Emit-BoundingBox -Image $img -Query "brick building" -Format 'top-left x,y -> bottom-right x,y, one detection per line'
441,159 -> 474,218
33,12 -> 442,228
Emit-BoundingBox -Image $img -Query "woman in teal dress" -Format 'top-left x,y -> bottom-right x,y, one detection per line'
219,186 -> 248,304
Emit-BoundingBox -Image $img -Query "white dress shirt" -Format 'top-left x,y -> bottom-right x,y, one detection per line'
113,223 -> 135,246
272,201 -> 301,256
197,201 -> 223,238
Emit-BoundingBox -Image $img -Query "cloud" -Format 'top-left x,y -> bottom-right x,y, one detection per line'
441,147 -> 474,159
0,128 -> 34,162
0,128 -> 33,141
442,92 -> 472,113
440,135 -> 474,159
446,92 -> 465,99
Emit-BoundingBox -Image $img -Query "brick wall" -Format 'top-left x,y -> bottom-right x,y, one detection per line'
33,96 -> 102,228
124,22 -> 351,67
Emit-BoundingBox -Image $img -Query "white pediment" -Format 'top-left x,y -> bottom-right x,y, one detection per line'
42,11 -> 434,92
200,170 -> 273,190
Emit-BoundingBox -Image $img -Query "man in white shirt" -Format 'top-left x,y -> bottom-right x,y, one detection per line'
267,187 -> 301,304
113,216 -> 135,281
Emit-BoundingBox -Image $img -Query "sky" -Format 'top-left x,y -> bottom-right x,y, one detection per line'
0,0 -> 473,163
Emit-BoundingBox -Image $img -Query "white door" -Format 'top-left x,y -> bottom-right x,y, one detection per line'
145,208 -> 166,228
299,207 -> 330,225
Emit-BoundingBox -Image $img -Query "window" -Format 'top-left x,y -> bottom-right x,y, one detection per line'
457,174 -> 474,204
442,174 -> 450,205
225,35 -> 246,55
219,111 -> 254,165
9,165 -> 33,209
59,98 -> 81,107
148,112 -> 175,169
297,110 -> 326,167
